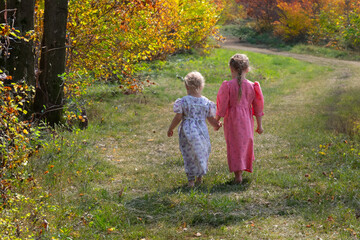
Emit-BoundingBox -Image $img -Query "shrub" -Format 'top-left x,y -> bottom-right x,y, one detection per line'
0,75 -> 45,239
66,0 -> 223,93
274,1 -> 313,42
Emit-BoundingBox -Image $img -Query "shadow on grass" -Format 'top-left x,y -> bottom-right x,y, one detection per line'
122,159 -> 359,229
123,190 -> 297,227
164,177 -> 251,195
123,177 -> 301,228
208,177 -> 252,193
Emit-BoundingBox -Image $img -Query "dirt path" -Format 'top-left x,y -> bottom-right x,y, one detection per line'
221,38 -> 360,105
221,38 -> 360,68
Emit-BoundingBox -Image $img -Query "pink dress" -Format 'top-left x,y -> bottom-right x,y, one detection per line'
216,79 -> 264,173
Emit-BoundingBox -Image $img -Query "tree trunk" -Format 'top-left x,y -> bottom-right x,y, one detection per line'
33,0 -> 68,125
0,0 -> 35,86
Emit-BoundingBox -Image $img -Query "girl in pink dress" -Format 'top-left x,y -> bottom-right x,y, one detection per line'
215,54 -> 264,183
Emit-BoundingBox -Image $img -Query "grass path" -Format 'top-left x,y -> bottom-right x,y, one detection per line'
88,44 -> 360,239
33,44 -> 360,239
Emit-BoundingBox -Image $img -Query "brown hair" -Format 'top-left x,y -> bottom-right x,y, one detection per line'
229,54 -> 249,100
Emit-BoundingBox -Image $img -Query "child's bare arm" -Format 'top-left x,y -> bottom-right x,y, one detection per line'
167,113 -> 182,137
207,116 -> 222,131
255,115 -> 263,134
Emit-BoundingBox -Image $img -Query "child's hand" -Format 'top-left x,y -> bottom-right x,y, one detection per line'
214,121 -> 222,131
167,129 -> 174,137
256,126 -> 264,134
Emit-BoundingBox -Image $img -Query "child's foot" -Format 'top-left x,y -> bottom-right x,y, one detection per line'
195,176 -> 202,185
234,176 -> 242,184
234,171 -> 243,184
188,180 -> 195,188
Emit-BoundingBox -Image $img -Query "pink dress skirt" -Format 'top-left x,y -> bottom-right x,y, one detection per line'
216,79 -> 264,173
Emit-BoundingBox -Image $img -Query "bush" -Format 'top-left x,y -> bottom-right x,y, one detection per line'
274,1 -> 313,42
0,75 -> 46,239
67,0 -> 223,92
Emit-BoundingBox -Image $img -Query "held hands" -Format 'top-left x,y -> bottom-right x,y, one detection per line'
213,121 -> 222,131
213,115 -> 222,131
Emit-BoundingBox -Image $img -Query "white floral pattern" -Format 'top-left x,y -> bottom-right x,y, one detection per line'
174,95 -> 216,181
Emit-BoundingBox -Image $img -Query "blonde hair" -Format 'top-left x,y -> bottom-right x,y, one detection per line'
184,71 -> 205,92
229,54 -> 249,100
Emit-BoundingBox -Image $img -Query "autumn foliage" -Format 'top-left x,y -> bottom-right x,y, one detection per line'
0,79 -> 35,170
67,0 -> 223,93
236,0 -> 360,50
1,0 -> 223,237
273,1 -> 316,42
237,0 -> 279,31
0,7 -> 39,212
0,76 -> 44,238
1,1 -> 224,162
1,0 -> 223,169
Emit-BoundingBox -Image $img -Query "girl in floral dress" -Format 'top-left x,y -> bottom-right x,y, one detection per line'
216,54 -> 264,183
168,71 -> 221,187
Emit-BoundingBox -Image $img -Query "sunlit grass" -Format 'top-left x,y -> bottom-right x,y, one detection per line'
291,44 -> 360,61
25,48 -> 360,239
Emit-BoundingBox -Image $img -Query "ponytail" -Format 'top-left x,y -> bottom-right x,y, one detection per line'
229,54 -> 249,102
237,70 -> 242,100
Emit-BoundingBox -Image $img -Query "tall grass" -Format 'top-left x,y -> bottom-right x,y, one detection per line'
14,48 -> 360,239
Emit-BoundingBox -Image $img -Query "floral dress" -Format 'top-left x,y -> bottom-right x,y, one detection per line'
173,95 -> 216,181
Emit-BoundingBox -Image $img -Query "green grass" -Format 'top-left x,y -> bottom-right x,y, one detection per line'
220,24 -> 289,49
16,48 -> 360,239
291,44 -> 360,61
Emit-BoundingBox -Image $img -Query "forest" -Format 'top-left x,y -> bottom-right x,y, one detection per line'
1,0 -> 359,239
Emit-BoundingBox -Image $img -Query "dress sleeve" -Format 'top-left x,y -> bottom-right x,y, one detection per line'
216,81 -> 229,117
252,81 -> 264,117
173,98 -> 183,114
207,101 -> 216,117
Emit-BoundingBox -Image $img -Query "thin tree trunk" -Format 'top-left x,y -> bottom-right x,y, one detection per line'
33,0 -> 68,125
0,0 -> 35,86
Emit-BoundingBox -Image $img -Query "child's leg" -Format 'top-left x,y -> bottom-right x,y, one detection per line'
188,180 -> 195,187
187,174 -> 195,187
196,175 -> 203,184
234,170 -> 243,183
